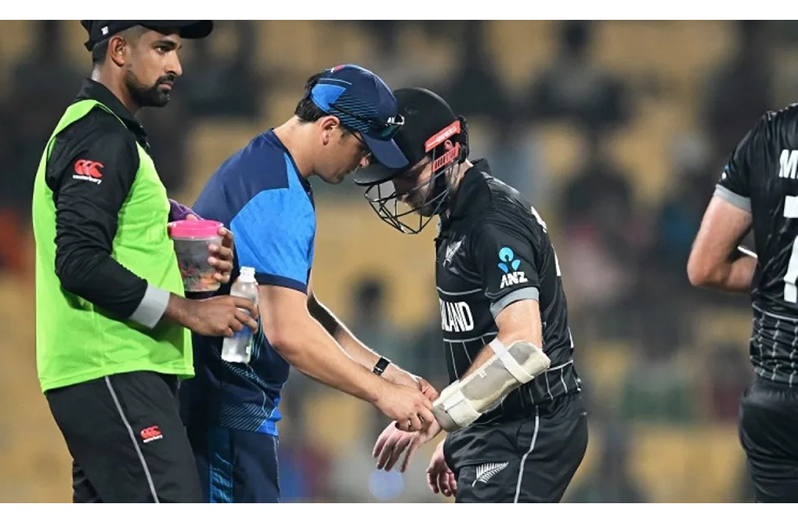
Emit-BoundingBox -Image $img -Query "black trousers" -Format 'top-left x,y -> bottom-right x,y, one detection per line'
444,393 -> 588,503
46,371 -> 203,503
739,377 -> 798,502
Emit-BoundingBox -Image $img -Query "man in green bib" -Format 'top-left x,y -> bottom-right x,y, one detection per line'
31,21 -> 259,503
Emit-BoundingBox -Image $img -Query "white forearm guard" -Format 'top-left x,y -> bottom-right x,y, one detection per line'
432,339 -> 551,432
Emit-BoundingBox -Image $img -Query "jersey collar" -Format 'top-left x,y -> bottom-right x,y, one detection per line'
75,78 -> 149,150
443,159 -> 492,226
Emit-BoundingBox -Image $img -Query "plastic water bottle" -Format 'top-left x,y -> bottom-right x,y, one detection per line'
221,267 -> 258,363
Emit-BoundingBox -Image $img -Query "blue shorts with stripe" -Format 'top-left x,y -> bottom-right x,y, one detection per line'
187,425 -> 279,503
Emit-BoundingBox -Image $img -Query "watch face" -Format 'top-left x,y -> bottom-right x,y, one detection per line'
373,357 -> 390,375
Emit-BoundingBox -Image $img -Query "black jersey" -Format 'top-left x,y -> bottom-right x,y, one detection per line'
716,105 -> 798,386
435,160 -> 581,424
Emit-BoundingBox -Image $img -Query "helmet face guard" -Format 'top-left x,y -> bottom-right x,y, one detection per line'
363,118 -> 468,235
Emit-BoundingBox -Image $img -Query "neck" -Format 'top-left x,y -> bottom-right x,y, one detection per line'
91,67 -> 140,115
444,159 -> 473,216
273,117 -> 315,178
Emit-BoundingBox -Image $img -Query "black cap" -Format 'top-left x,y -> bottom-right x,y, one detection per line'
354,87 -> 459,186
80,21 -> 213,51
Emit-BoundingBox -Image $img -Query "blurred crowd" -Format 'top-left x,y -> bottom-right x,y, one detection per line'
3,20 -> 798,502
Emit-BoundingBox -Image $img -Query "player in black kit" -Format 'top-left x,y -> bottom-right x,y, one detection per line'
689,106 -> 798,502
355,88 -> 587,503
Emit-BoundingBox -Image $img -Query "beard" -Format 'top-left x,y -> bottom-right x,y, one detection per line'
124,69 -> 175,108
405,189 -> 439,217
404,171 -> 450,217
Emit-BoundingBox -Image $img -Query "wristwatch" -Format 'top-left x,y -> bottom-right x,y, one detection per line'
372,356 -> 391,376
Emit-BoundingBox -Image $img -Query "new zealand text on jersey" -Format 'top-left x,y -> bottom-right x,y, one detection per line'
779,149 -> 798,179
440,299 -> 475,333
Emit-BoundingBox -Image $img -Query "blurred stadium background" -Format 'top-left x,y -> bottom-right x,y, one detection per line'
1,19 -> 794,502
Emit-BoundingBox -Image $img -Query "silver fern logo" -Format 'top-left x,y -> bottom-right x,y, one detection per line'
472,462 -> 509,486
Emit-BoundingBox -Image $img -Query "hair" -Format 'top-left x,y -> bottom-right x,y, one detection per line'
91,38 -> 109,65
294,72 -> 327,122
90,26 -> 147,67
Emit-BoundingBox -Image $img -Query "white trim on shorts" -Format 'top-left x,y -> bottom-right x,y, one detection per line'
104,376 -> 160,503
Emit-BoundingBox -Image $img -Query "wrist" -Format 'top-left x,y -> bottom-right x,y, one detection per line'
165,294 -> 190,326
382,363 -> 415,386
370,377 -> 389,405
372,356 -> 392,377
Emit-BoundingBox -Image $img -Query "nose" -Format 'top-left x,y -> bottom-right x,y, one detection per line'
169,54 -> 183,78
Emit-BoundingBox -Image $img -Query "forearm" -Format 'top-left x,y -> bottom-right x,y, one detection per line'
309,298 -> 381,368
309,298 -> 419,387
460,301 -> 543,380
459,344 -> 495,380
694,246 -> 757,293
688,195 -> 755,293
55,242 -> 170,330
272,315 -> 385,403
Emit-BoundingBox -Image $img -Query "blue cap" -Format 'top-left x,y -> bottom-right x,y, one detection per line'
310,64 -> 409,169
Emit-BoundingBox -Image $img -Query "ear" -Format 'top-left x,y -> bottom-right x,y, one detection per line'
318,115 -> 340,146
443,139 -> 455,151
109,35 -> 127,67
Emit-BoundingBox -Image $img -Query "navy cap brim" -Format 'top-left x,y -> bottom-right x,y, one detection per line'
363,135 -> 408,170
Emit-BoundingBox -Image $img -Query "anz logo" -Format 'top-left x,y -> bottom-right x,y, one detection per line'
498,247 -> 527,289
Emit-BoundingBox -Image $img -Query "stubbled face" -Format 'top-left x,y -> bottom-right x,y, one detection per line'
392,157 -> 440,216
122,29 -> 183,108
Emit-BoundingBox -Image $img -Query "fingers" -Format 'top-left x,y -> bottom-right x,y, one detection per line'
217,226 -> 234,249
438,470 -> 457,497
427,472 -> 439,494
413,406 -> 435,429
228,317 -> 244,333
207,243 -> 233,263
234,308 -> 259,331
395,416 -> 419,433
185,214 -> 199,221
420,380 -> 440,401
372,423 -> 395,458
447,472 -> 458,496
437,472 -> 449,497
207,241 -> 234,284
384,434 -> 413,471
231,297 -> 259,319
376,430 -> 404,470
399,438 -> 421,473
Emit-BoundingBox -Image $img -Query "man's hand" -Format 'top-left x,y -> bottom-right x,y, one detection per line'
373,381 -> 436,432
166,294 -> 258,337
186,214 -> 235,285
427,440 -> 457,497
373,418 -> 441,473
168,199 -> 199,221
417,376 -> 439,401
384,366 -> 440,402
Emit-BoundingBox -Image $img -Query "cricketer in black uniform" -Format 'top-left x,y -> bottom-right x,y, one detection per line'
356,88 -> 587,503
691,105 -> 798,502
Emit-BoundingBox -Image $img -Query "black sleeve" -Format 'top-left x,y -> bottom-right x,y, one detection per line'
46,111 -> 148,318
468,213 -> 541,318
715,113 -> 770,211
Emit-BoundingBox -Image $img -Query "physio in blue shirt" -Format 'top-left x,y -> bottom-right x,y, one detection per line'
180,64 -> 438,503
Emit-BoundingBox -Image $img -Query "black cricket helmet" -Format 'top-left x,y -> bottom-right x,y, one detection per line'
353,87 -> 469,234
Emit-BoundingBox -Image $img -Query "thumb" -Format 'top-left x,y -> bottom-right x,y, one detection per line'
185,214 -> 199,221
